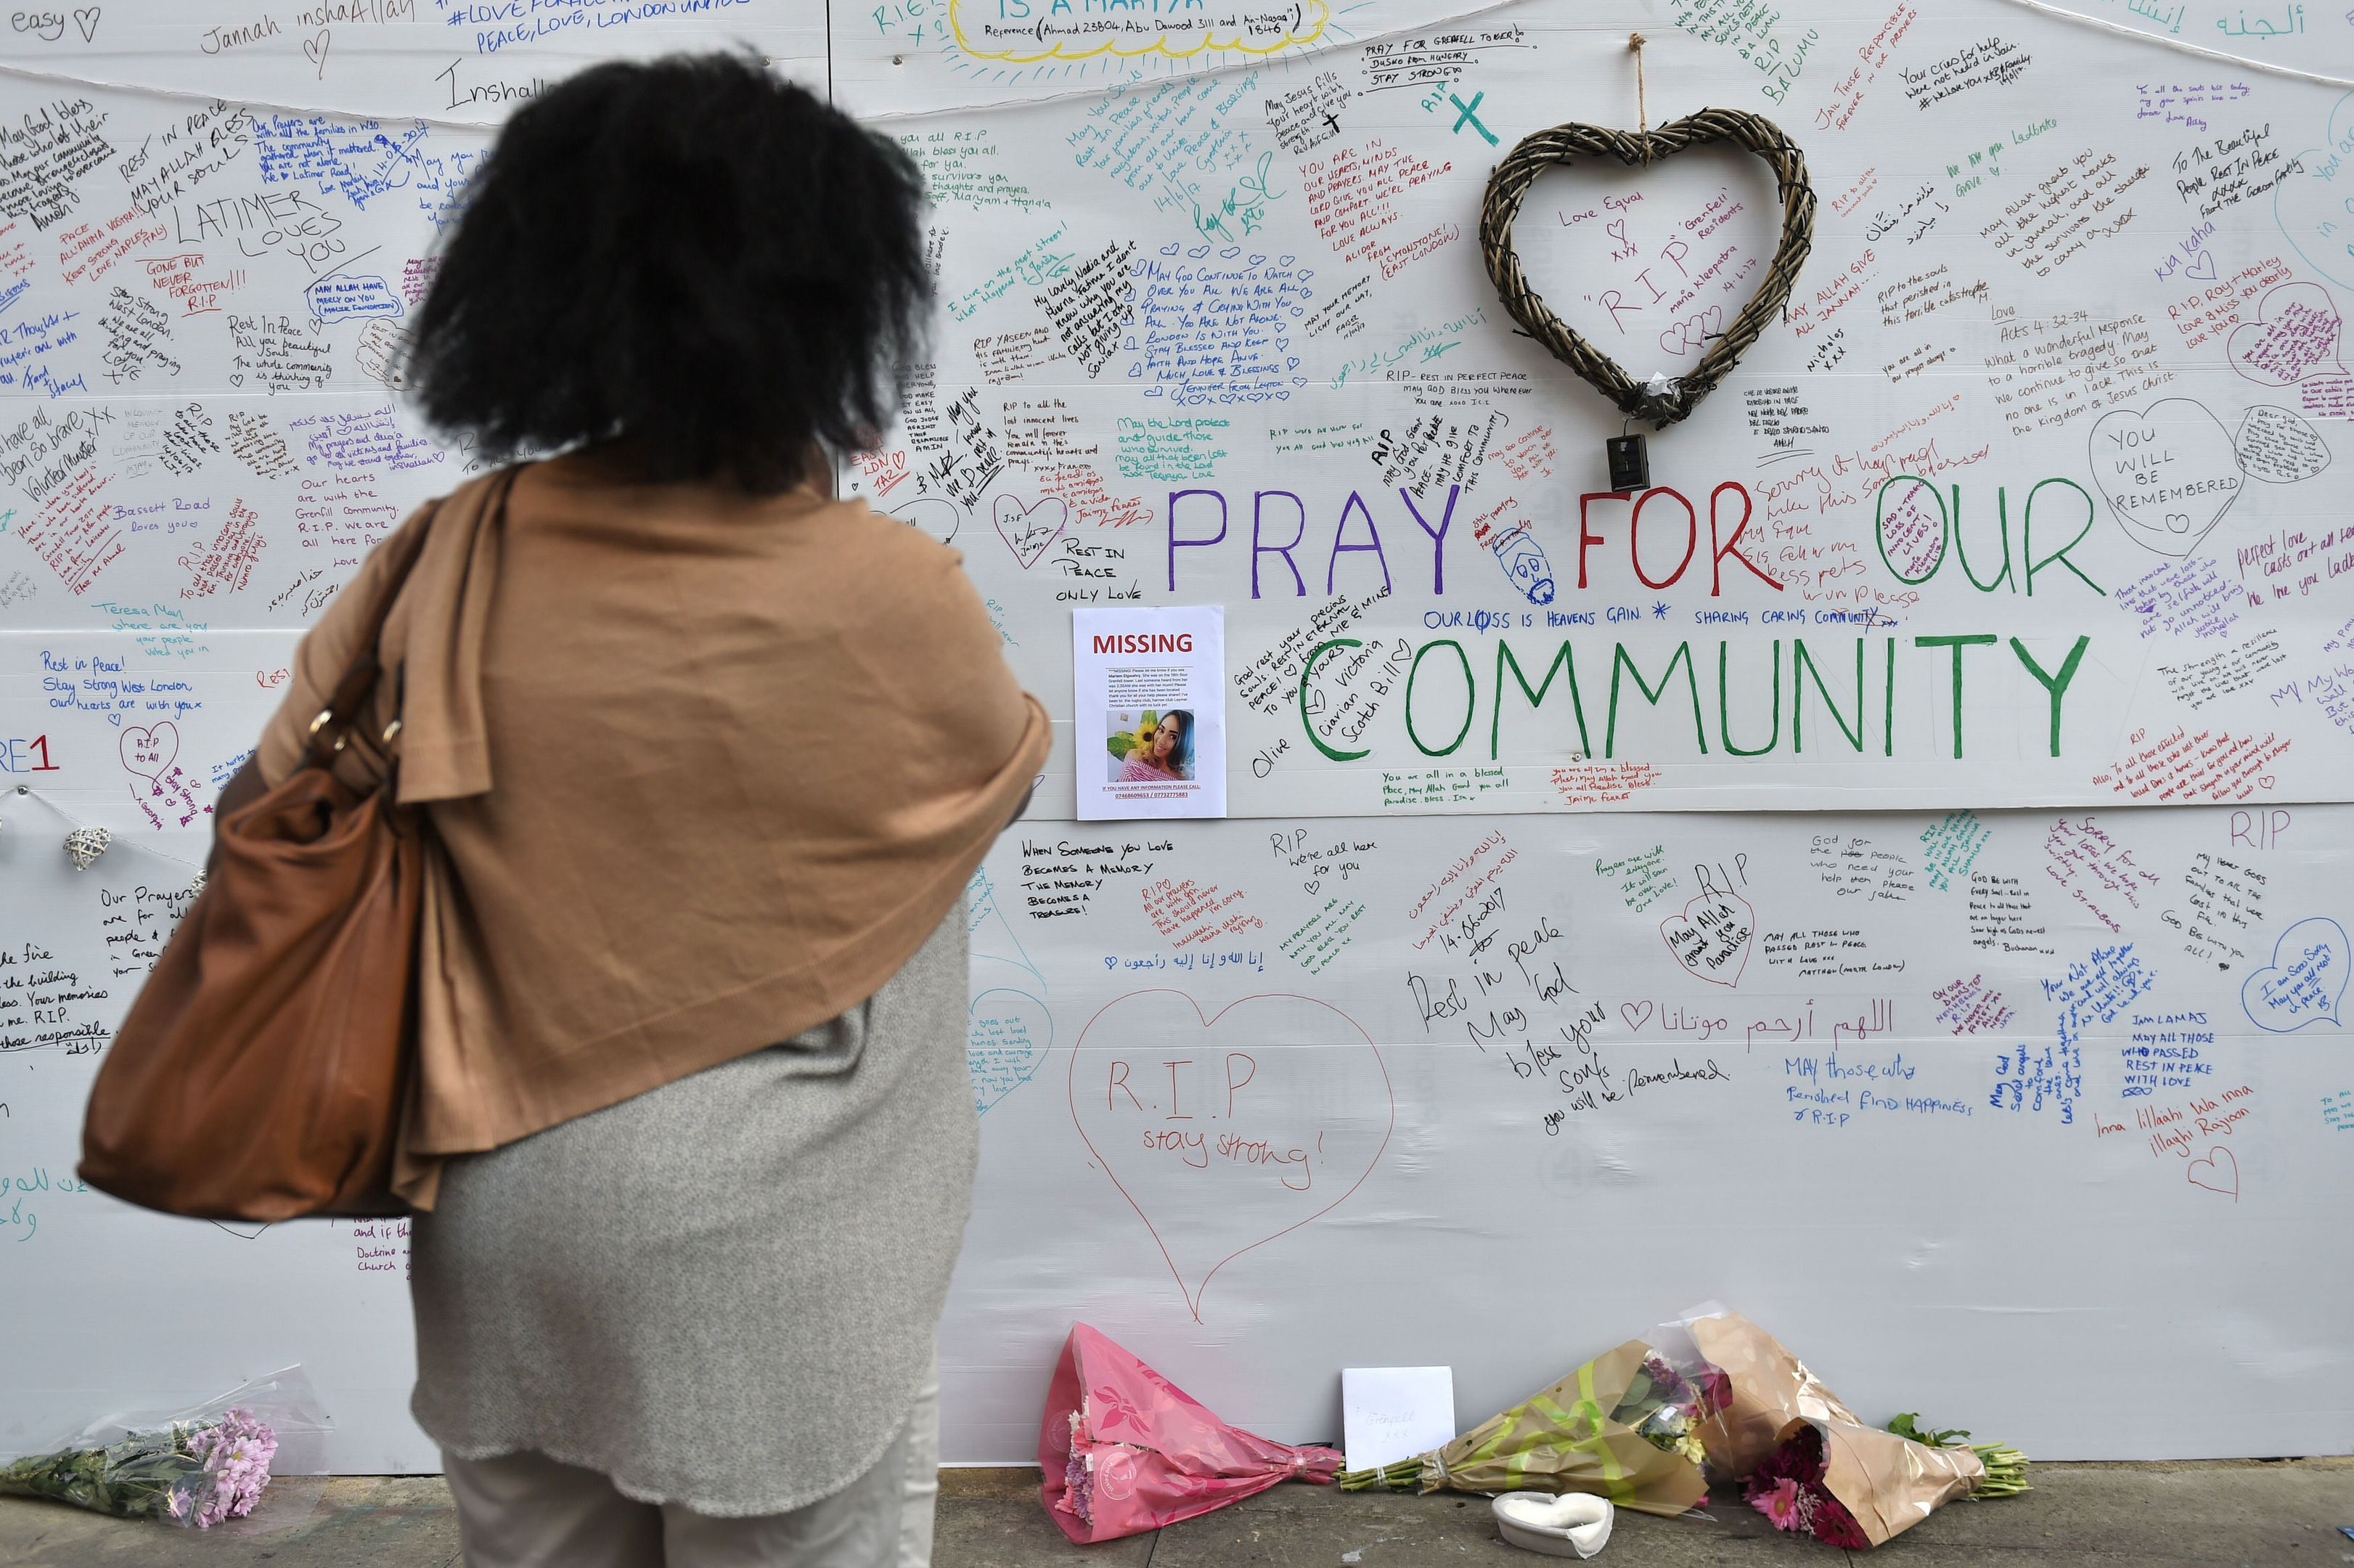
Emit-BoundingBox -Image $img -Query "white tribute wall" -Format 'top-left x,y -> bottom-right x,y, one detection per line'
1,0 -> 2350,1470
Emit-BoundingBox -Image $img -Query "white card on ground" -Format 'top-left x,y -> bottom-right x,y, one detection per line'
1341,1365 -> 1456,1472
1071,605 -> 1226,820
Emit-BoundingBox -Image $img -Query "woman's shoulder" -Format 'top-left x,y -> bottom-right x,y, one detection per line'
820,494 -> 952,549
510,459 -> 968,571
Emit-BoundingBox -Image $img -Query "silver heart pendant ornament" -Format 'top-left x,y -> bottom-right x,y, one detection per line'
64,825 -> 112,870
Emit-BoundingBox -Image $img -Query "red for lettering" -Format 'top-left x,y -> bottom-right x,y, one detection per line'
1630,487 -> 1697,589
1710,482 -> 1784,595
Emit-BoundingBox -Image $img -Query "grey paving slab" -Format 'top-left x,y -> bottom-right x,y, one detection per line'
1137,1484 -> 1873,1568
0,1477 -> 459,1567
1860,1459 -> 2354,1567
935,1468 -> 1158,1568
0,1460 -> 2347,1567
1130,1461 -> 2354,1568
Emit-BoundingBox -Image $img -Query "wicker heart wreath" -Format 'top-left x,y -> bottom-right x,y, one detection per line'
1480,107 -> 1816,428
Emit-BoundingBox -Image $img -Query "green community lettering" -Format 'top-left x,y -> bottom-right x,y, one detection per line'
1294,631 -> 2095,764
1157,473 -> 2107,768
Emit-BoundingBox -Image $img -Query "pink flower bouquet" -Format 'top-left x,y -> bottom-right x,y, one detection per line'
1038,1323 -> 1343,1543
1743,1423 -> 1874,1548
1680,1308 -> 2027,1549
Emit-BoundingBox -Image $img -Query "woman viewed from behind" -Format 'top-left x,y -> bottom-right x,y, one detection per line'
248,54 -> 1048,1567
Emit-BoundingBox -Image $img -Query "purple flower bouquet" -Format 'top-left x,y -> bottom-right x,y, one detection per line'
0,1365 -> 328,1528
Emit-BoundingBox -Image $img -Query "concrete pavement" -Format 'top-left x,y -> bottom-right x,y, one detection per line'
1,1459 -> 2349,1564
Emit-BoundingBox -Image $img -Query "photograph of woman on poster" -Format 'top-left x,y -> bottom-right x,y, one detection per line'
1109,710 -> 1193,783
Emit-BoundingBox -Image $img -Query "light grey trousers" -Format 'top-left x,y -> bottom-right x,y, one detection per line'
442,1360 -> 941,1568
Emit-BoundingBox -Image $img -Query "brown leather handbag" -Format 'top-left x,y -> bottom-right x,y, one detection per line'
80,514 -> 437,1221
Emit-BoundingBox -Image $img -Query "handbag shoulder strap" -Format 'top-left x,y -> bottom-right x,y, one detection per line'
298,467 -> 518,771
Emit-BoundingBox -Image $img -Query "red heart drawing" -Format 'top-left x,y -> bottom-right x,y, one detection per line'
2186,1145 -> 2238,1199
1068,989 -> 1394,1321
1659,889 -> 1754,988
1621,1000 -> 1654,1032
993,494 -> 1070,569
1657,303 -> 1725,359
119,720 -> 179,785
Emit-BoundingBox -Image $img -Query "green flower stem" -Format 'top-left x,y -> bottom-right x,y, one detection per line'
1969,1442 -> 2031,1498
1336,1456 -> 1423,1493
1887,1413 -> 2030,1500
0,1430 -> 207,1522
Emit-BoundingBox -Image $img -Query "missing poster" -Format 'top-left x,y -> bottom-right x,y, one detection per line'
1073,606 -> 1226,821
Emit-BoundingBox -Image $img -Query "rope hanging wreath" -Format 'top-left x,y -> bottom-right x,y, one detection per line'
1479,104 -> 1818,429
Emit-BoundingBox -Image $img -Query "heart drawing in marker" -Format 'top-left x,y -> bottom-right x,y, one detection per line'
1068,990 -> 1394,1321
2085,399 -> 2242,558
2275,107 -> 2354,291
2225,282 -> 2345,387
1658,304 -> 1724,358
303,28 -> 330,75
2231,406 -> 2331,486
119,721 -> 179,786
992,494 -> 1069,569
72,7 -> 98,41
2186,1145 -> 2238,1199
891,495 -> 960,548
968,987 -> 1052,1116
2240,915 -> 2349,1032
1620,1000 -> 1654,1032
1660,889 -> 1754,988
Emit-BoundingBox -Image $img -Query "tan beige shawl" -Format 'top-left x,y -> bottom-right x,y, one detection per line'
257,454 -> 1050,1206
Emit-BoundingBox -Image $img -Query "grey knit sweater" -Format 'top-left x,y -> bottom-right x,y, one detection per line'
408,905 -> 977,1517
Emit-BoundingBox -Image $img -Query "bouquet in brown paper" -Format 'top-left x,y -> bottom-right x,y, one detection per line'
1677,1305 -> 2027,1548
1336,1338 -> 1725,1518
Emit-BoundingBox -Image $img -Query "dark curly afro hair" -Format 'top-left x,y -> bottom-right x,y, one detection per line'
403,51 -> 931,494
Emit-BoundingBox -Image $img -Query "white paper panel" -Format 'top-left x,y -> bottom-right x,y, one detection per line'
1,0 -> 2349,1473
